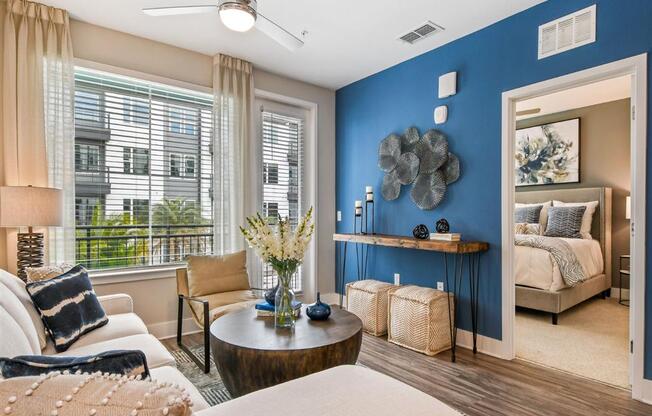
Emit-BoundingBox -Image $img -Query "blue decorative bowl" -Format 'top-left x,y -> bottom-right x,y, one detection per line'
306,292 -> 331,321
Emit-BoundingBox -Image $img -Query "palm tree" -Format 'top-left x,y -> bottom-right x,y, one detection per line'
151,198 -> 209,261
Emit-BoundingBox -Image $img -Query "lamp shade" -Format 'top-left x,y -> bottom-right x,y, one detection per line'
626,196 -> 631,220
0,186 -> 63,227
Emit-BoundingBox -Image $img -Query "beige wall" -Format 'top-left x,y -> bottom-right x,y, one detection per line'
516,98 -> 631,288
0,16 -> 335,334
0,0 -> 6,270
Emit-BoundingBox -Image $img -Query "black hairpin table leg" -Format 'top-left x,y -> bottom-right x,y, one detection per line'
339,241 -> 348,308
444,252 -> 480,362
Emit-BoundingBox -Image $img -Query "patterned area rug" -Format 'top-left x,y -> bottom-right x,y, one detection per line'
169,345 -> 232,406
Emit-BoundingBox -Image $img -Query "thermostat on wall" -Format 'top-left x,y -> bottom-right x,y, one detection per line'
434,105 -> 448,124
438,71 -> 457,98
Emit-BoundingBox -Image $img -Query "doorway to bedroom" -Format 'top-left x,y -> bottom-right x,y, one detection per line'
501,54 -> 647,396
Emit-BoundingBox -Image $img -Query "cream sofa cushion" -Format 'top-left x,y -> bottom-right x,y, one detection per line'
42,313 -> 149,354
0,372 -> 192,416
0,269 -> 48,349
195,365 -> 462,416
0,305 -> 34,357
0,281 -> 40,354
189,290 -> 258,326
55,334 -> 175,369
187,252 -> 250,297
150,366 -> 210,411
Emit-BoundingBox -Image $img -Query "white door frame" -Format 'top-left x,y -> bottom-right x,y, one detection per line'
500,54 -> 647,400
252,89 -> 319,301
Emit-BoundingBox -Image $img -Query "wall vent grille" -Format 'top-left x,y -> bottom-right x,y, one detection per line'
398,21 -> 444,44
538,5 -> 596,59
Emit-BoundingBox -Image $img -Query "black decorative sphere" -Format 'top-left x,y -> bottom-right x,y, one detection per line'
412,224 -> 429,240
436,218 -> 450,233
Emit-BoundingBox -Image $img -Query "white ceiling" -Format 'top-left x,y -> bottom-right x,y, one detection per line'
516,75 -> 631,120
38,0 -> 545,89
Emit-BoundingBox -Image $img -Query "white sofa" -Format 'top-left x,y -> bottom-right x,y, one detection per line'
0,269 -> 461,415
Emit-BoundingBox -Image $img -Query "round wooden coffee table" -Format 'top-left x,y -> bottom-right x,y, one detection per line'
210,306 -> 362,397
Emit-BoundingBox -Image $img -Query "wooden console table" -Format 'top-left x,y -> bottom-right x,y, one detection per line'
333,233 -> 489,362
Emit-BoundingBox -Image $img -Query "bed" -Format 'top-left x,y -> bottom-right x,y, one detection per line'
514,187 -> 612,324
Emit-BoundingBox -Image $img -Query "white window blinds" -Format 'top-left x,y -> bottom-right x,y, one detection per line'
258,110 -> 305,291
73,67 -> 214,270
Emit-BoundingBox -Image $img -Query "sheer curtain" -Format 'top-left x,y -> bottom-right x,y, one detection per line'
2,0 -> 75,269
212,54 -> 254,255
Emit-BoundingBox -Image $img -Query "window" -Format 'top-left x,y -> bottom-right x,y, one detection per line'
169,107 -> 197,135
263,202 -> 279,222
263,163 -> 279,184
123,97 -> 149,125
73,67 -> 214,271
123,148 -> 149,174
184,155 -> 196,177
75,144 -> 101,172
74,91 -> 102,124
259,110 -> 305,291
123,198 -> 149,224
75,197 -> 103,225
169,153 -> 196,178
170,153 -> 181,177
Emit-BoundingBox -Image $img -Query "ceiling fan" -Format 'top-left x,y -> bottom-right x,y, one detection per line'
142,0 -> 304,51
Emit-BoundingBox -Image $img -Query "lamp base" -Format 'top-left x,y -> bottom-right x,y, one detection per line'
16,232 -> 44,281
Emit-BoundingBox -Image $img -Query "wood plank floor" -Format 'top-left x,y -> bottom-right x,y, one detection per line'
168,333 -> 652,415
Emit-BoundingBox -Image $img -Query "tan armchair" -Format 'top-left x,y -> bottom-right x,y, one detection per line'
176,250 -> 261,373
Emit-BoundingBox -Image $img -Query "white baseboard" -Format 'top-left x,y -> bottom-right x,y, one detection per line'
148,317 -> 200,340
455,329 -> 507,359
610,287 -> 630,300
321,292 -> 507,359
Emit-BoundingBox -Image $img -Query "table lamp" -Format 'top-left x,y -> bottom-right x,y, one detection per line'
0,185 -> 63,281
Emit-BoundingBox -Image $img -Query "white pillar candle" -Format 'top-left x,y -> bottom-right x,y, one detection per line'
355,207 -> 362,216
355,200 -> 362,208
365,186 -> 373,193
366,193 -> 374,201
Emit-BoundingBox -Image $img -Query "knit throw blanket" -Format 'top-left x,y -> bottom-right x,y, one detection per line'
515,235 -> 586,287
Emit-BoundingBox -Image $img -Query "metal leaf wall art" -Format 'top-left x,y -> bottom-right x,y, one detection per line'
378,126 -> 461,210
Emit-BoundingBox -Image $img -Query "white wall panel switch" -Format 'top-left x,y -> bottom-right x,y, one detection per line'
437,281 -> 444,291
337,211 -> 342,222
394,273 -> 401,286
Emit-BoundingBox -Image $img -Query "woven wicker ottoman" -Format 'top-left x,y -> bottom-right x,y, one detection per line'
388,285 -> 454,356
346,279 -> 395,336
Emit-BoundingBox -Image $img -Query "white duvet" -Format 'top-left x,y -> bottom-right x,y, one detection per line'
514,236 -> 604,292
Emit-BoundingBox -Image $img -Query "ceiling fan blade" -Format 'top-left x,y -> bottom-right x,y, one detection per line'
256,12 -> 304,51
516,108 -> 541,116
142,5 -> 218,17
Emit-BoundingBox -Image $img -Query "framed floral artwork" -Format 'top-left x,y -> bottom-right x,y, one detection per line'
515,118 -> 580,186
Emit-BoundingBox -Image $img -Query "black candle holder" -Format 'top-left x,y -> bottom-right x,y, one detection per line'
364,199 -> 375,235
354,206 -> 363,235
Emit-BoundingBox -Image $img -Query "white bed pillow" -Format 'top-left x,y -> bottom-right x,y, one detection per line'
515,201 -> 551,234
552,200 -> 599,239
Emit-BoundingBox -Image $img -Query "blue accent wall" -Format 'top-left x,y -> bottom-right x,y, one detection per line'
335,0 -> 652,378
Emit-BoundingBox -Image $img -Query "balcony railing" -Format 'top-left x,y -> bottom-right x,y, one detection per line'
75,224 -> 213,270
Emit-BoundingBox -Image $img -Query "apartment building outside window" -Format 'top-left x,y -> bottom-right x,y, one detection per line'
73,67 -> 214,271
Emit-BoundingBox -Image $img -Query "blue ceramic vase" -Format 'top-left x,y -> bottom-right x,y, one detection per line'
264,284 -> 278,306
306,292 -> 331,321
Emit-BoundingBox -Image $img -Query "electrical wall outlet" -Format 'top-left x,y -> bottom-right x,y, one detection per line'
437,281 -> 444,291
337,210 -> 342,222
394,273 -> 400,286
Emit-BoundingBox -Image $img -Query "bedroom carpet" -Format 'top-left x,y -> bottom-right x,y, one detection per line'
516,297 -> 629,388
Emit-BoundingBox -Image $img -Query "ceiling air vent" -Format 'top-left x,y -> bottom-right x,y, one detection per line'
538,5 -> 596,59
398,21 -> 444,44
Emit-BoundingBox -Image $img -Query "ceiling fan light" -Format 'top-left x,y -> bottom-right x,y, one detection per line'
219,5 -> 256,32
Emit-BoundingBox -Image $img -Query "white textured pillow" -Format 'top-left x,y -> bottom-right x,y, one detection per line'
25,263 -> 74,282
515,201 -> 551,234
515,223 -> 541,235
552,200 -> 599,239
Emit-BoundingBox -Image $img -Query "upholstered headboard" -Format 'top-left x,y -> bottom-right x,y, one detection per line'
515,187 -> 612,280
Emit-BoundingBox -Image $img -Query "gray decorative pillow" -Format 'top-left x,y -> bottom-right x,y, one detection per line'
544,206 -> 587,238
514,205 -> 543,224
